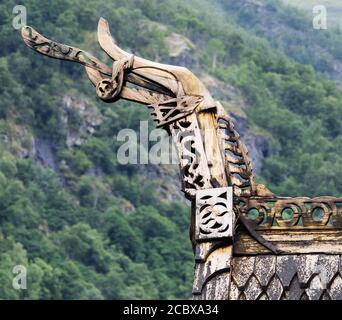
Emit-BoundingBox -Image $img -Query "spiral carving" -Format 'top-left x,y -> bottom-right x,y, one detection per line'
96,55 -> 134,102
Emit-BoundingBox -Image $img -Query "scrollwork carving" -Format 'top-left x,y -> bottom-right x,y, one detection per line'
149,95 -> 203,128
96,55 -> 134,103
170,113 -> 212,197
195,187 -> 234,240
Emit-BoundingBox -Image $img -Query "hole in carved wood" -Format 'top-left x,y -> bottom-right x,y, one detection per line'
281,207 -> 294,221
312,207 -> 324,222
248,208 -> 259,220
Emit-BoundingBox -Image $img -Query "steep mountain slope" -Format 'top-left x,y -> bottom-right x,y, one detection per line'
0,0 -> 341,299
215,0 -> 342,85
282,0 -> 342,29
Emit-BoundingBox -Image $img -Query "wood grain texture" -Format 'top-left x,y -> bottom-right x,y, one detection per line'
234,229 -> 342,254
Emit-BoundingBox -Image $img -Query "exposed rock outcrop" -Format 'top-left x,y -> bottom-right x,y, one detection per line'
164,32 -> 196,69
202,74 -> 269,176
231,114 -> 269,176
0,122 -> 35,159
62,95 -> 102,148
33,138 -> 58,171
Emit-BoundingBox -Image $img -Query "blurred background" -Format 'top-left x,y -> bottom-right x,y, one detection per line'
0,0 -> 341,299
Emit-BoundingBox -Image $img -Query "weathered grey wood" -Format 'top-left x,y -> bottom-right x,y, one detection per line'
295,254 -> 320,287
194,240 -> 227,262
194,272 -> 231,300
259,293 -> 269,300
254,255 -> 276,288
286,275 -> 303,300
266,275 -> 283,300
228,278 -> 240,300
192,245 -> 232,295
231,256 -> 255,290
317,255 -> 339,286
329,274 -> 342,300
243,276 -> 263,300
305,275 -> 324,300
321,291 -> 331,300
229,254 -> 342,300
276,255 -> 299,289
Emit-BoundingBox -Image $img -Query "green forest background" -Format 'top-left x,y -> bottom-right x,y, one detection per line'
0,0 -> 341,299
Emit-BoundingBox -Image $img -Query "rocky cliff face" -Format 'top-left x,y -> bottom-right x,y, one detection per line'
62,95 -> 102,148
0,122 -> 35,160
164,32 -> 196,69
201,74 -> 269,176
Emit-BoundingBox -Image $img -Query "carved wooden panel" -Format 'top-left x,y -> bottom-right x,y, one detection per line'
170,114 -> 212,197
195,187 -> 234,241
149,96 -> 203,128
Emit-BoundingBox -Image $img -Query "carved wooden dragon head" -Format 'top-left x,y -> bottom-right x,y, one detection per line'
22,16 -> 342,248
21,17 -> 256,197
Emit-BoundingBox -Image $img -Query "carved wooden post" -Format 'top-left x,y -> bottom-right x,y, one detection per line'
191,187 -> 234,299
21,18 -> 342,300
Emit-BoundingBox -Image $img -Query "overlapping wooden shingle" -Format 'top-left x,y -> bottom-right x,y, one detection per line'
229,254 -> 342,300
